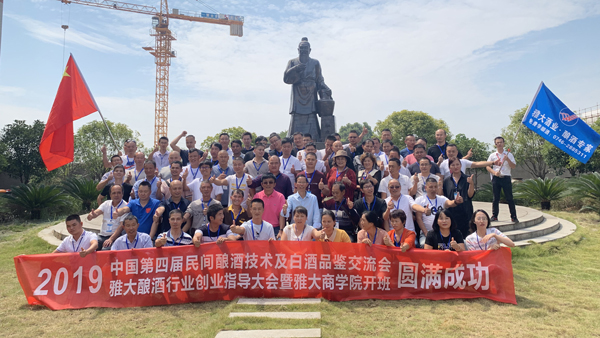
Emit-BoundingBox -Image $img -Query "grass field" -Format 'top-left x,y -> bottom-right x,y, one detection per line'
1,211 -> 599,338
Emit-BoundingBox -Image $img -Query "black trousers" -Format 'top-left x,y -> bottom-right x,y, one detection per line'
492,176 -> 517,219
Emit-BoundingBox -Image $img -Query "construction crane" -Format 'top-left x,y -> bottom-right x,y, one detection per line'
59,0 -> 244,144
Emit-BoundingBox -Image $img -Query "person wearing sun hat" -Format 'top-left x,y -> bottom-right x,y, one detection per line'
323,150 -> 356,200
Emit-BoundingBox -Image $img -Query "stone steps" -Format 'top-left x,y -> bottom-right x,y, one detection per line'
502,216 -> 561,242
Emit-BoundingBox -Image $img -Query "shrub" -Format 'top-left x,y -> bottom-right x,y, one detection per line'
62,177 -> 99,212
2,184 -> 70,219
514,177 -> 567,210
568,172 -> 600,215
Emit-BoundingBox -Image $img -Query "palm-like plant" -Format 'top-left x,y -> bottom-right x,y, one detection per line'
515,177 -> 566,210
3,184 -> 69,219
62,177 -> 99,212
568,172 -> 600,215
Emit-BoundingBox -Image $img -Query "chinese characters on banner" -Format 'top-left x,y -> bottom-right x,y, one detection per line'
14,242 -> 517,310
524,82 -> 600,164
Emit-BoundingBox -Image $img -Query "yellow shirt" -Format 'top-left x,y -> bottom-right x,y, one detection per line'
318,228 -> 351,243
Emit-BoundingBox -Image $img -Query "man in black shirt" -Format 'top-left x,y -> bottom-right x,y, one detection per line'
408,144 -> 442,176
427,129 -> 462,164
353,180 -> 387,226
151,180 -> 190,239
170,131 -> 204,166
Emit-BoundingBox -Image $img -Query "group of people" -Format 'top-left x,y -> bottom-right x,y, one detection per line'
54,127 -> 518,255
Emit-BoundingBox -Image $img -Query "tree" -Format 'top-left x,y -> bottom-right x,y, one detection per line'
3,183 -> 70,219
0,120 -> 47,184
200,127 -> 257,151
338,122 -> 373,143
542,118 -> 600,176
374,110 -> 451,148
501,106 -> 549,178
74,120 -> 141,180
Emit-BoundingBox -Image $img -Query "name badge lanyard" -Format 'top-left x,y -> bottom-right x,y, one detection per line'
72,231 -> 86,252
305,171 -> 316,191
253,161 -> 264,173
426,195 -> 437,215
451,176 -> 459,199
336,167 -> 346,181
126,155 -> 134,166
235,174 -> 246,190
168,230 -> 185,246
282,157 -> 290,171
208,225 -> 221,242
110,201 -> 124,220
219,167 -> 229,176
363,197 -> 375,211
439,231 -> 451,250
477,232 -> 488,250
231,208 -> 242,225
146,176 -> 157,186
134,168 -> 143,181
126,233 -> 139,249
335,199 -> 345,216
367,228 -> 378,244
437,144 -> 446,159
394,195 -> 402,210
394,231 -> 403,247
421,173 -> 430,192
190,166 -> 200,179
251,220 -> 263,240
202,199 -> 212,223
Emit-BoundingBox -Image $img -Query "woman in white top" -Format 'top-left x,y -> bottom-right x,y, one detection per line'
280,206 -> 321,241
465,209 -> 515,250
357,153 -> 381,198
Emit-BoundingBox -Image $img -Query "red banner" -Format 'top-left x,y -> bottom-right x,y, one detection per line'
14,242 -> 516,310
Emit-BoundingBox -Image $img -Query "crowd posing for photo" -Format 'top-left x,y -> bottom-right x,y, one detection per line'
54,128 -> 518,254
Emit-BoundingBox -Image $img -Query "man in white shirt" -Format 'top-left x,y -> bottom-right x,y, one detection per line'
126,151 -> 147,182
299,143 -> 327,174
279,137 -> 302,184
230,199 -> 276,241
87,185 -> 127,249
439,144 -> 493,178
211,156 -> 253,208
219,133 -> 234,157
317,134 -> 336,162
414,177 -> 461,247
380,158 -> 415,198
187,160 -> 223,202
486,136 -> 518,223
382,179 -> 431,233
53,215 -> 98,256
149,136 -> 170,171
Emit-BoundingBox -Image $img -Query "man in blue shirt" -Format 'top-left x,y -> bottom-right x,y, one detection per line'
114,181 -> 161,235
281,175 -> 321,229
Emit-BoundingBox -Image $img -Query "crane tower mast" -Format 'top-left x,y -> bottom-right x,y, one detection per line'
59,0 -> 244,144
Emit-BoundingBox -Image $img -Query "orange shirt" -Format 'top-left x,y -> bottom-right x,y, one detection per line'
387,228 -> 416,250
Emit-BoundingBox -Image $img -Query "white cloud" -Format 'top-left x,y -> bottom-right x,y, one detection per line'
4,0 -> 600,148
6,13 -> 139,54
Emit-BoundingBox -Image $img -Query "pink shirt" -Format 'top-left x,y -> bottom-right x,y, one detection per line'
357,228 -> 391,245
255,190 -> 286,228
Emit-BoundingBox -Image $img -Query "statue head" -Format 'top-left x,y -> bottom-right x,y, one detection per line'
297,37 -> 311,57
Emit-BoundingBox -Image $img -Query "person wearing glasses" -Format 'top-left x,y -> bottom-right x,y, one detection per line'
465,209 -> 515,251
382,178 -> 431,233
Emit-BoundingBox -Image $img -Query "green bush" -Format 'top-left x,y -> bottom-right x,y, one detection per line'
568,172 -> 600,215
2,184 -> 70,219
62,177 -> 98,212
514,177 -> 567,210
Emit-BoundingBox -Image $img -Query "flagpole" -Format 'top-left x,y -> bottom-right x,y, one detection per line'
97,109 -> 120,151
507,81 -> 544,152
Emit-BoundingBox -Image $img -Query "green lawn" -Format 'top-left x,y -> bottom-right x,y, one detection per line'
1,211 -> 599,337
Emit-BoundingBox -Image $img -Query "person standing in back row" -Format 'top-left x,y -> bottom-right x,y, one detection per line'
486,136 -> 518,223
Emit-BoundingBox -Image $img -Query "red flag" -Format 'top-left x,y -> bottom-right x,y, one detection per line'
40,54 -> 99,171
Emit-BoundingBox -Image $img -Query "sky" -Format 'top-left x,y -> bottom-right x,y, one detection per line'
1,0 -> 600,149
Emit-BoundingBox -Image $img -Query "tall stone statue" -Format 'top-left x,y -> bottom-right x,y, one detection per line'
284,37 -> 334,142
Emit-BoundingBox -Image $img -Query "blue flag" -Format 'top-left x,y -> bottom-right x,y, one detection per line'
523,82 -> 600,164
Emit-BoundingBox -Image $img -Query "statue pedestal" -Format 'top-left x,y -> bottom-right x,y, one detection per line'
320,115 -> 336,141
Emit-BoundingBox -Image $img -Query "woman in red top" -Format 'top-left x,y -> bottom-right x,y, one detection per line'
387,209 -> 416,252
323,150 -> 356,201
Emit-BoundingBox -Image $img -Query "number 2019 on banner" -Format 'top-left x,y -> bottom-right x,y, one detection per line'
34,266 -> 103,296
